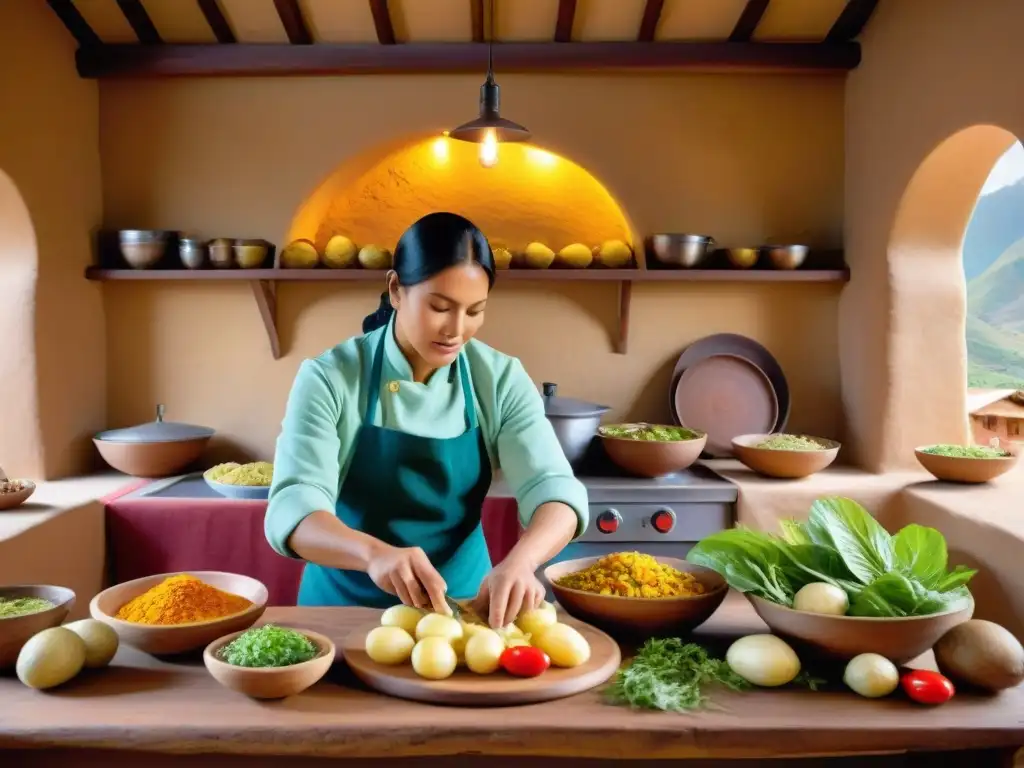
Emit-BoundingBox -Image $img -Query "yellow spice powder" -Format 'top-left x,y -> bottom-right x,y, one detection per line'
556,551 -> 707,599
115,574 -> 252,625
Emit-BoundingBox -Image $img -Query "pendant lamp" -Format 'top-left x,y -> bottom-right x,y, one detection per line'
448,0 -> 530,167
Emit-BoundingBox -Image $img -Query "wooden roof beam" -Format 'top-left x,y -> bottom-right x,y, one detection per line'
273,0 -> 313,45
116,0 -> 162,45
637,0 -> 665,42
369,0 -> 397,45
729,0 -> 769,42
197,0 -> 235,44
46,0 -> 101,48
826,0 -> 879,42
555,0 -> 576,43
75,41 -> 861,79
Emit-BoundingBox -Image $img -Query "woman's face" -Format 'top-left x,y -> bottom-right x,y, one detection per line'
390,262 -> 490,375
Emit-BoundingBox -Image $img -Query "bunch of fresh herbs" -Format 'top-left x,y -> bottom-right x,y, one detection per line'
218,624 -> 319,668
687,497 -> 975,618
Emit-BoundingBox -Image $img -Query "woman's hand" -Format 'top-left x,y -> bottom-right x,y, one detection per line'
367,544 -> 450,614
472,552 -> 546,628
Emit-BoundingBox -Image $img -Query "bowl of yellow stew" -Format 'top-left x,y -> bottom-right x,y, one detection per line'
543,552 -> 727,636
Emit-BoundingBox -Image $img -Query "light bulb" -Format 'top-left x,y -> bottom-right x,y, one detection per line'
479,128 -> 499,168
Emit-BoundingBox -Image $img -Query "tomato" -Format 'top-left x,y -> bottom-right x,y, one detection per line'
499,645 -> 550,678
900,669 -> 955,705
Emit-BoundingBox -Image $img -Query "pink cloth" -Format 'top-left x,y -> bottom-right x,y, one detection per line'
104,494 -> 522,606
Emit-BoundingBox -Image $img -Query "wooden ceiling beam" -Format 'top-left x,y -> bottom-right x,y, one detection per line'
46,0 -> 101,48
273,0 -> 313,45
729,0 -> 769,42
555,0 -> 576,43
76,41 -> 861,79
369,0 -> 397,45
826,0 -> 879,42
470,0 -> 485,43
196,0 -> 235,44
637,0 -> 665,42
116,0 -> 162,45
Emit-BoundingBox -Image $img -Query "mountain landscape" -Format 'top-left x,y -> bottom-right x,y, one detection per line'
964,178 -> 1024,387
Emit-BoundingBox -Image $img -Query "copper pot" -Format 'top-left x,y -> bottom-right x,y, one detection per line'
94,404 -> 214,477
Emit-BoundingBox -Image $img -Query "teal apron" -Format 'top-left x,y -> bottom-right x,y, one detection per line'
296,330 -> 493,607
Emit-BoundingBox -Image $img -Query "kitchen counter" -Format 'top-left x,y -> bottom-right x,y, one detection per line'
1,593 -> 1022,767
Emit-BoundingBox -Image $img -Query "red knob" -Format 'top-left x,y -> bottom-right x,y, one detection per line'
652,510 -> 675,534
596,510 -> 621,534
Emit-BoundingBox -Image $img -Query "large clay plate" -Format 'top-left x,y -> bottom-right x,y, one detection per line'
673,354 -> 779,457
342,615 -> 622,707
670,333 -> 790,435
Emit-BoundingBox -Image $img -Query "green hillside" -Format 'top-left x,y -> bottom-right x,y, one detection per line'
966,237 -> 1024,387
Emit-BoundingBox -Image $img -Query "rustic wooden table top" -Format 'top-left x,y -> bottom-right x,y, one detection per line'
1,593 -> 1022,761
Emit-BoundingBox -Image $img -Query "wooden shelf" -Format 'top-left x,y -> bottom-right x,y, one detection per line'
85,265 -> 849,359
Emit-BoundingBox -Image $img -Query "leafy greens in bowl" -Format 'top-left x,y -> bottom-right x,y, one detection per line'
686,497 -> 975,618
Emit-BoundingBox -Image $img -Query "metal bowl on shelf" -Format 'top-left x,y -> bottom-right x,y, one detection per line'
765,244 -> 809,270
118,229 -> 171,269
647,234 -> 716,268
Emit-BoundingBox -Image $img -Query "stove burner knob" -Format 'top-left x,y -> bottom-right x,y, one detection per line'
596,509 -> 622,534
651,509 -> 676,534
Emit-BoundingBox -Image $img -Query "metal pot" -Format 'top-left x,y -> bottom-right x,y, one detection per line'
94,404 -> 215,477
541,382 -> 610,467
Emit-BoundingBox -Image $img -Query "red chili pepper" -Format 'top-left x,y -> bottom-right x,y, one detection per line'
499,645 -> 550,678
900,669 -> 955,705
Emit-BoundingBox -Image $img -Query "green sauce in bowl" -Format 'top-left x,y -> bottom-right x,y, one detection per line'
920,444 -> 1010,459
600,423 -> 702,442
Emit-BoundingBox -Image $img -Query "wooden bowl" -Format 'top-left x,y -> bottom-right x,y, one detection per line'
89,571 -> 267,656
731,434 -> 840,479
0,585 -> 76,668
914,446 -> 1019,484
544,556 -> 727,636
747,593 -> 974,665
93,437 -> 210,477
0,480 -> 36,511
204,627 -> 335,699
598,425 -> 708,478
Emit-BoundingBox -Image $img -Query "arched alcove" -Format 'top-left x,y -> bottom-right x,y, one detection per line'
882,125 -> 1018,465
0,168 -> 43,477
287,134 -> 638,254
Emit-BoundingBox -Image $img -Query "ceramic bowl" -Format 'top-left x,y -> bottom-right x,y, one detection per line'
90,571 -> 268,656
914,445 -> 1019,484
204,478 -> 271,500
544,555 -> 727,636
0,584 -> 76,668
93,438 -> 211,477
747,593 -> 974,665
732,434 -> 841,479
0,480 -> 36,510
598,424 -> 708,478
204,627 -> 335,699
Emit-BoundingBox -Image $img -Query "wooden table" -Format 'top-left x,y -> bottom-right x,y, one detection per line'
1,594 -> 1022,767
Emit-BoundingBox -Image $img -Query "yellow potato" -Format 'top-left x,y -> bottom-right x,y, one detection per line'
533,622 -> 591,668
415,612 -> 463,643
464,629 -> 505,674
365,626 -> 415,665
381,604 -> 424,635
411,637 -> 458,680
515,606 -> 557,638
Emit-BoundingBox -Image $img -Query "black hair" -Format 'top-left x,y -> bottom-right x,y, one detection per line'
362,212 -> 496,333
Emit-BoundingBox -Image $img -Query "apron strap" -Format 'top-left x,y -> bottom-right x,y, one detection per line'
458,354 -> 477,431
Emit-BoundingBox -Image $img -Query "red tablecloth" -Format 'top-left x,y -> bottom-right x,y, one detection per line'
104,495 -> 522,606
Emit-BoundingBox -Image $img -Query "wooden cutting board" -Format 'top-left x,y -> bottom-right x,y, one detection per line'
342,615 -> 622,707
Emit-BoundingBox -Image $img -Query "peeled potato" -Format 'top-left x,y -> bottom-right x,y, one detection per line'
415,612 -> 463,643
365,626 -> 415,665
516,606 -> 557,638
533,622 -> 591,668
411,637 -> 458,680
381,604 -> 424,635
464,629 -> 505,674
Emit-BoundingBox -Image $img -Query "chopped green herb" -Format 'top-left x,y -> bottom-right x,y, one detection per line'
0,597 -> 56,619
755,434 -> 828,451
218,624 -> 319,668
920,444 -> 1009,459
605,638 -> 750,712
600,423 -> 701,442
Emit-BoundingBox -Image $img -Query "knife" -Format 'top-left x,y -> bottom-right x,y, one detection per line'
443,594 -> 463,619
444,594 -> 486,625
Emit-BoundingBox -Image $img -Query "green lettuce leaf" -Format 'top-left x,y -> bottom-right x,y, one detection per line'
805,497 -> 894,584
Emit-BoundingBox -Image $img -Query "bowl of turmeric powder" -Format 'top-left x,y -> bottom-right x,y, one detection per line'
89,571 -> 268,656
543,552 -> 727,636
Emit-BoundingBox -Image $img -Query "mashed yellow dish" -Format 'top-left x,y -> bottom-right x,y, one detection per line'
556,551 -> 707,599
204,461 -> 273,487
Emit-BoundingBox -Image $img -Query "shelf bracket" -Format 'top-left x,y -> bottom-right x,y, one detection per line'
615,280 -> 632,355
250,279 -> 281,359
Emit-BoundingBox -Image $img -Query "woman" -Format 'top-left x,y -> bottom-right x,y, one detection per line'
265,212 -> 588,628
